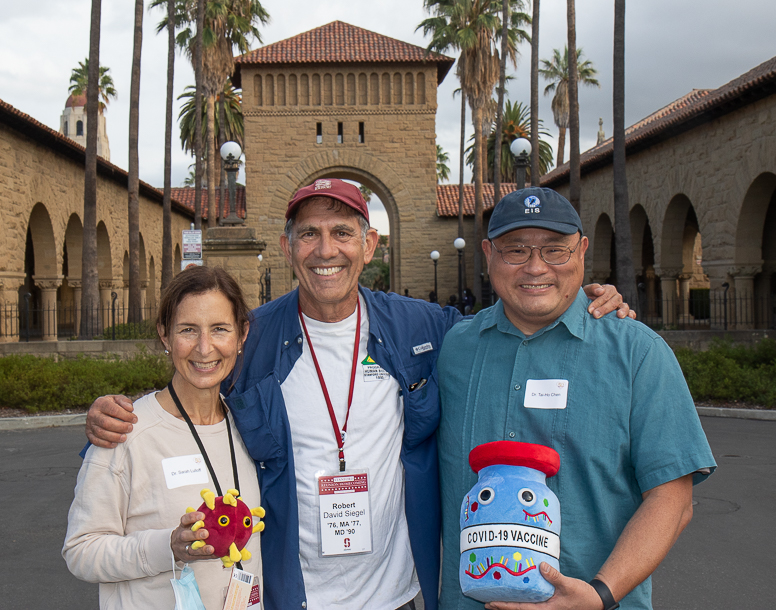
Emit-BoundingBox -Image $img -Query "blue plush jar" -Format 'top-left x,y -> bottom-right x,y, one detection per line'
459,441 -> 561,604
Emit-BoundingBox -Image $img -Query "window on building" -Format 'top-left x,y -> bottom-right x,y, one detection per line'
358,122 -> 365,144
316,122 -> 322,144
337,122 -> 343,144
63,121 -> 68,136
76,120 -> 84,136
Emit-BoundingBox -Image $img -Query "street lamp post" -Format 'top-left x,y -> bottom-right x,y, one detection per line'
430,250 -> 440,303
220,141 -> 243,225
454,238 -> 465,313
510,137 -> 532,188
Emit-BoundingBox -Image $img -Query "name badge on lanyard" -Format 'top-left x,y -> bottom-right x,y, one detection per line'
316,470 -> 373,557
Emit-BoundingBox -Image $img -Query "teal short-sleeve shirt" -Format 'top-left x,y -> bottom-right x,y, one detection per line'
437,289 -> 716,610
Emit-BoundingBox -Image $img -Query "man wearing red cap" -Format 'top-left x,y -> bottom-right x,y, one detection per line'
437,187 -> 715,610
84,179 -> 632,610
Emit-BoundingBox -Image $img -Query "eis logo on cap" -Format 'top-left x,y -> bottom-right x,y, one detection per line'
524,195 -> 541,214
314,179 -> 332,190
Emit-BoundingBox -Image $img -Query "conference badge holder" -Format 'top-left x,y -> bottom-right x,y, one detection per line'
316,468 -> 373,558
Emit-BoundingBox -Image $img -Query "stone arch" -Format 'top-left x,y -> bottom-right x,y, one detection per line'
147,256 -> 157,314
591,213 -> 613,284
96,221 -> 113,281
629,205 -> 658,321
269,149 -> 407,291
734,172 -> 776,328
22,203 -> 60,339
60,214 -> 84,334
27,203 -> 58,278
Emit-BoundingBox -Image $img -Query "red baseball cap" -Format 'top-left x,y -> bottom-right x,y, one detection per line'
469,441 -> 560,478
285,178 -> 369,222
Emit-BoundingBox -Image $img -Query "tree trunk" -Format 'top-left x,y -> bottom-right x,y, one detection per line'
194,0 -> 204,230
567,0 -> 581,213
161,0 -> 175,290
80,0 -> 102,339
219,89 -> 227,223
494,0 -> 508,200
556,125 -> 566,167
127,0 -> 143,323
457,77 -> 467,289
206,92 -> 217,228
530,0 -> 540,184
613,0 -> 638,313
472,102 -> 484,304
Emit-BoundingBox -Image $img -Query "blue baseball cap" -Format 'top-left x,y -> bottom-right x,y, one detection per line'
488,187 -> 583,239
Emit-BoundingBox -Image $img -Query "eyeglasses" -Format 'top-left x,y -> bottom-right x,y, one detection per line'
490,236 -> 582,266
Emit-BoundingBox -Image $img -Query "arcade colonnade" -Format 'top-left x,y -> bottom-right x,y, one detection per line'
543,58 -> 776,330
0,99 -> 192,341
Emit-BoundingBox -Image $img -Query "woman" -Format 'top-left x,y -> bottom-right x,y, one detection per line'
63,266 -> 262,609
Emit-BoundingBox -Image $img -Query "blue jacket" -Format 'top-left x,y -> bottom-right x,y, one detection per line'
224,287 -> 462,610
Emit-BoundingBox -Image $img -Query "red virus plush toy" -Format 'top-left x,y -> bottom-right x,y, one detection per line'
188,488 -> 265,567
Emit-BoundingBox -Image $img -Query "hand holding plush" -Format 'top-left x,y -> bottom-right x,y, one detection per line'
187,488 -> 265,567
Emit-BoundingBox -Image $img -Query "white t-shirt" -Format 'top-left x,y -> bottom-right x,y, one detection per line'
281,295 -> 419,609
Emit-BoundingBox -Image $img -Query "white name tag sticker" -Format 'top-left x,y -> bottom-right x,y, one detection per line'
524,379 -> 569,409
317,472 -> 372,556
162,454 -> 209,489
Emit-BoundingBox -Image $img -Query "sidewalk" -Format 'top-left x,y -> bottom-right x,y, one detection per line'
1,405 -> 773,432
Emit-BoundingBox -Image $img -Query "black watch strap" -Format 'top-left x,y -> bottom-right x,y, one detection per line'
589,578 -> 619,610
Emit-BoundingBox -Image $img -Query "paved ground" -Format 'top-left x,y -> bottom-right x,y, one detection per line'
1,416 -> 773,609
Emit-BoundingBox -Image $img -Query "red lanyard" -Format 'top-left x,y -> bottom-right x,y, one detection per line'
298,301 -> 361,472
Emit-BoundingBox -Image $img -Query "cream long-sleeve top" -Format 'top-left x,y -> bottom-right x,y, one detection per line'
63,392 -> 263,610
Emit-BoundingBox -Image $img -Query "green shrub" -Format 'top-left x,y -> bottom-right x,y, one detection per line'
675,338 -> 776,407
0,352 -> 172,412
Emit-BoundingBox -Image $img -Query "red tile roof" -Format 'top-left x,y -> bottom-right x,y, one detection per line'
542,54 -> 776,187
171,186 -> 246,221
234,21 -> 454,87
436,183 -> 520,217
0,97 -> 193,218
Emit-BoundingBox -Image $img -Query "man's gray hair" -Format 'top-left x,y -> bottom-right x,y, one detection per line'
284,196 -> 370,244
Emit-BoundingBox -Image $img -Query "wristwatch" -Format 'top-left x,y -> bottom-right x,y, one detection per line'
589,578 -> 620,610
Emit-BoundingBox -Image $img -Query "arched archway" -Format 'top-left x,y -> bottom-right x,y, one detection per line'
591,214 -> 614,284
21,203 -> 60,340
60,214 -> 84,336
735,172 -> 776,328
147,256 -> 157,315
96,222 -> 114,329
174,245 -> 182,276
630,205 -> 658,322
660,195 -> 708,327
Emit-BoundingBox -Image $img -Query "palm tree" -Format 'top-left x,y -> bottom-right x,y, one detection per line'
539,46 -> 599,167
68,58 -> 117,112
436,144 -> 451,183
178,80 -> 243,155
127,0 -> 144,323
168,0 -> 269,228
567,0 -> 580,211
80,0 -> 102,339
613,0 -> 638,313
359,185 -> 373,204
466,100 -> 553,183
418,0 -> 528,302
162,0 -> 176,289
529,0 -> 540,185
492,0 -> 509,204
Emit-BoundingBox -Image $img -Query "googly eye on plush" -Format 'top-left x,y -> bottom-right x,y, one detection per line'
218,515 -> 230,527
518,487 -> 536,507
243,516 -> 252,528
478,487 -> 495,505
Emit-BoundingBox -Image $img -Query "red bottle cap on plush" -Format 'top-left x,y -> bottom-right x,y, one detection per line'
469,441 -> 560,478
285,178 -> 369,222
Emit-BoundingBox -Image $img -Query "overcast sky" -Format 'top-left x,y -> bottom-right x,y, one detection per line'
1,0 -> 774,234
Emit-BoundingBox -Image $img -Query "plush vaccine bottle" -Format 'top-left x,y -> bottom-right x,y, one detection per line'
459,441 -> 561,603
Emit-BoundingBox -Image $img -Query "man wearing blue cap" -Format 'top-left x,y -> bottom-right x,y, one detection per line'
437,187 -> 716,610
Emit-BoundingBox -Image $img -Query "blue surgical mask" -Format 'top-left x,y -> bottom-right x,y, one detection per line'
171,561 -> 207,610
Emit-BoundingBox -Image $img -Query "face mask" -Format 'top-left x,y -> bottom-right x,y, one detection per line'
170,558 -> 207,610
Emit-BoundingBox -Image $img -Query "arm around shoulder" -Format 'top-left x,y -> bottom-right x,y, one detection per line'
85,394 -> 137,448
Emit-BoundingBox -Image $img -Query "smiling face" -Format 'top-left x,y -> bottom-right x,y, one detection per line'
483,228 -> 588,335
280,197 -> 378,322
160,290 -> 246,392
